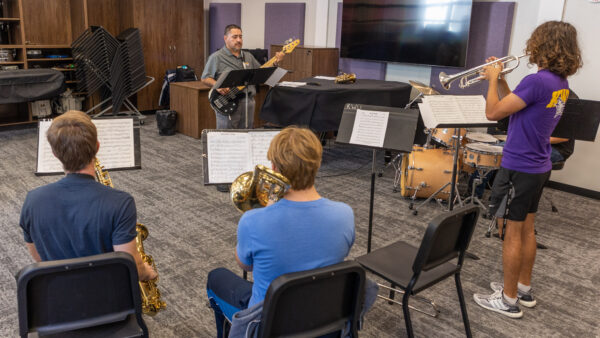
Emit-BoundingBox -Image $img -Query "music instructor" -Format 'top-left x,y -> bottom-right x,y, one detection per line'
206,127 -> 355,337
19,110 -> 156,281
201,24 -> 284,130
473,21 -> 582,318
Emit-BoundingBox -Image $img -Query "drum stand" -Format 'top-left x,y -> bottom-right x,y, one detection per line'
463,166 -> 496,217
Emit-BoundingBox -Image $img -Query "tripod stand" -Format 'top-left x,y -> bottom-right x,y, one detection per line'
463,166 -> 496,217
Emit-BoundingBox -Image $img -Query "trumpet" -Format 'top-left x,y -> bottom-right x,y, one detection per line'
439,54 -> 527,90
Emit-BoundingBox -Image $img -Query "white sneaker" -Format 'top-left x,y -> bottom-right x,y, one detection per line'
473,288 -> 523,318
490,282 -> 537,308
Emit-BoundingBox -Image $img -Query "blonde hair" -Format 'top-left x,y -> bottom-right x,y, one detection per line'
46,110 -> 97,172
267,126 -> 322,190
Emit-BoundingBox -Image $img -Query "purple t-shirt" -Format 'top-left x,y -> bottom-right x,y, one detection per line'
502,70 -> 569,173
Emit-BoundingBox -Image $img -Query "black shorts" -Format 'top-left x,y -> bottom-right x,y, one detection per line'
488,167 -> 550,221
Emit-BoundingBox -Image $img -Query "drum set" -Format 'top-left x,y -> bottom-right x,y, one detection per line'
393,128 -> 504,216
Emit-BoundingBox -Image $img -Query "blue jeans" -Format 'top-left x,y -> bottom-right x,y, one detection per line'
214,97 -> 255,129
207,268 -> 253,338
550,147 -> 565,163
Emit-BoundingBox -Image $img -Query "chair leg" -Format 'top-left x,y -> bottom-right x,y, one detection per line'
388,283 -> 396,304
455,273 -> 472,338
402,291 -> 414,338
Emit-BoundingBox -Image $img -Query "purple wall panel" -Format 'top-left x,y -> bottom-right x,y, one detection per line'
336,2 -> 386,80
430,2 -> 516,95
209,3 -> 241,55
264,3 -> 305,50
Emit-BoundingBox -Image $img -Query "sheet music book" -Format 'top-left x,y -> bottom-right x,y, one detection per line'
349,109 -> 389,147
36,118 -> 136,175
202,129 -> 280,184
418,95 -> 496,128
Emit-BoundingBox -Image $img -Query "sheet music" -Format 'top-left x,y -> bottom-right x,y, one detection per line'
349,109 -> 389,147
207,132 -> 251,184
249,131 -> 279,168
37,120 -> 64,173
36,118 -> 135,174
277,81 -> 307,88
265,68 -> 289,87
313,76 -> 336,80
94,119 -> 135,169
420,95 -> 492,128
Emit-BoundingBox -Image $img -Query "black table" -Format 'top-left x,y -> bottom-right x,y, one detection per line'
0,69 -> 65,104
260,77 -> 412,131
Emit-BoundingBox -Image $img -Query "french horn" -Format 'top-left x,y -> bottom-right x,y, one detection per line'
230,164 -> 291,212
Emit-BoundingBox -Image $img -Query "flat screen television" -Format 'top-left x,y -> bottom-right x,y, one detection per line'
340,0 -> 473,67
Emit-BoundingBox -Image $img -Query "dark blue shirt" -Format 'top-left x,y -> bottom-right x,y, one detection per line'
19,173 -> 137,261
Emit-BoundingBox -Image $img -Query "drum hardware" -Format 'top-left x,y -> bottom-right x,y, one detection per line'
463,143 -> 503,216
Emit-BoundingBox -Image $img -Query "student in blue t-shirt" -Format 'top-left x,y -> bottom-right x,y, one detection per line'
472,21 -> 582,319
19,111 -> 156,282
206,127 -> 355,337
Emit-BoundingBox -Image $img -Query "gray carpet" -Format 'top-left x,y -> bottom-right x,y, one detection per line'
1,116 -> 599,337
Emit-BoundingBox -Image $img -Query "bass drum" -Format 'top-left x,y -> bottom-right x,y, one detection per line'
400,146 -> 458,199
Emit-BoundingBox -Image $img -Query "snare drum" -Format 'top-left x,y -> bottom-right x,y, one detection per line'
466,132 -> 498,144
400,146 -> 458,199
463,143 -> 503,169
430,128 -> 466,148
494,134 -> 507,142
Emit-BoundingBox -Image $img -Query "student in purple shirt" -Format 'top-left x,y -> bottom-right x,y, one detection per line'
473,21 -> 582,318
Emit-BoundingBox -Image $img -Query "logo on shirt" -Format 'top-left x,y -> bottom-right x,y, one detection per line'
546,89 -> 569,118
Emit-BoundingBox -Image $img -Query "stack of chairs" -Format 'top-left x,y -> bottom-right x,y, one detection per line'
72,26 -> 148,118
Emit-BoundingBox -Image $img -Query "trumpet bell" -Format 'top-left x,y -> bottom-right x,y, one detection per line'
439,72 -> 451,90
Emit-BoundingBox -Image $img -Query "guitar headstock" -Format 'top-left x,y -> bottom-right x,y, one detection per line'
281,39 -> 300,54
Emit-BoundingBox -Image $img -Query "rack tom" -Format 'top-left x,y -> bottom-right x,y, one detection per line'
430,128 -> 466,148
463,143 -> 503,169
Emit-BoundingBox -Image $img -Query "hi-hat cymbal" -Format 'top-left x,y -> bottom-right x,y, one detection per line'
409,80 -> 440,95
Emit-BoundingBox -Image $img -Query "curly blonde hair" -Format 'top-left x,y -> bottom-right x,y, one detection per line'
526,21 -> 582,78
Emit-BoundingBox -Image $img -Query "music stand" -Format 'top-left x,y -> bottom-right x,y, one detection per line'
213,67 -> 282,128
336,103 -> 418,253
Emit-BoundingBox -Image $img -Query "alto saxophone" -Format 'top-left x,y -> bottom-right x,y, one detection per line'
94,158 -> 166,315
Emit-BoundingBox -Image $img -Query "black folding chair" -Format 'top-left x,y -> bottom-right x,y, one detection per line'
16,251 -> 148,338
356,205 -> 480,338
258,261 -> 366,338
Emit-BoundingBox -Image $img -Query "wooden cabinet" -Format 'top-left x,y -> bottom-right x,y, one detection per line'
81,0 -> 204,112
270,45 -> 339,82
170,81 -> 268,138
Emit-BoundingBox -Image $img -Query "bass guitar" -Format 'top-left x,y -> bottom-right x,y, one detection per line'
209,38 -> 300,116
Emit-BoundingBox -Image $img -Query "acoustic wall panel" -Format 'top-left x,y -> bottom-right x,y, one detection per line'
209,3 -> 242,55
264,3 -> 305,50
430,2 -> 516,95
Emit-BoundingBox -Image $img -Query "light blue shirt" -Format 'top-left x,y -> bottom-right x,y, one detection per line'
236,198 -> 355,307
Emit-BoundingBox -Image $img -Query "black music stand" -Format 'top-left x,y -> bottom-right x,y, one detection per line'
213,67 -> 279,128
336,104 -> 418,253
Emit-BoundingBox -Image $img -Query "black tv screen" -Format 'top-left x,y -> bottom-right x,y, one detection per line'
341,0 -> 473,67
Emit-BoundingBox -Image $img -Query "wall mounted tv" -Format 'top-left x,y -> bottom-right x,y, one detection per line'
340,0 -> 473,67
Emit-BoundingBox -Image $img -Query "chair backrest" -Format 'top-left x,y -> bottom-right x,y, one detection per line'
15,251 -> 148,337
258,261 -> 366,338
412,205 -> 480,273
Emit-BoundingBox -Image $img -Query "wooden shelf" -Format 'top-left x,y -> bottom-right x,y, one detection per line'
0,17 -> 20,22
52,67 -> 76,71
0,61 -> 24,65
65,80 -> 79,84
25,44 -> 71,49
0,120 -> 37,127
27,57 -> 73,62
0,44 -> 23,48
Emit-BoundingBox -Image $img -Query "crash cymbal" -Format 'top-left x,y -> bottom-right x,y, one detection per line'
409,80 -> 440,95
